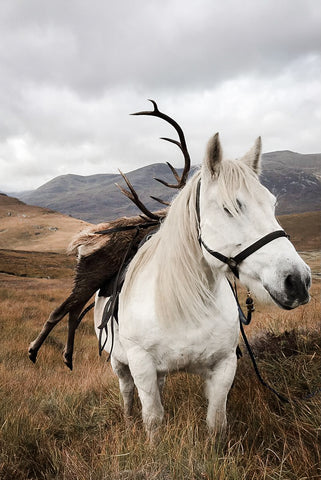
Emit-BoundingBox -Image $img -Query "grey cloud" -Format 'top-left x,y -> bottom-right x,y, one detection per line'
1,0 -> 320,95
0,0 -> 320,192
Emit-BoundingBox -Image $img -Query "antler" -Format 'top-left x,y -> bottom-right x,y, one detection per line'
131,99 -> 191,189
115,170 -> 161,221
116,100 -> 191,218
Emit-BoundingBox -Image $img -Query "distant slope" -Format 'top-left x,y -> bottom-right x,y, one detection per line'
0,193 -> 91,253
278,211 -> 320,252
0,192 -> 319,280
17,164 -> 182,223
15,151 -> 321,223
262,150 -> 321,176
2,192 -> 319,254
260,151 -> 321,215
0,249 -> 75,278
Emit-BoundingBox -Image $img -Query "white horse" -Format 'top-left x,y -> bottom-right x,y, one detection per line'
94,133 -> 311,441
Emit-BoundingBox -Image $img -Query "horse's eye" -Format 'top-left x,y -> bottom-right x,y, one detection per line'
223,206 -> 232,217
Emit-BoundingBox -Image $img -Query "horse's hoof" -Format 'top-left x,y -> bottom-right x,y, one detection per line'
28,348 -> 38,363
63,352 -> 73,371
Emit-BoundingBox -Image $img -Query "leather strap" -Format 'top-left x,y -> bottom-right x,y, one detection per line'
95,220 -> 160,235
196,179 -> 289,278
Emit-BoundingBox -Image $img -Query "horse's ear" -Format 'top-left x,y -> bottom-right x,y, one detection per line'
241,136 -> 262,174
204,133 -> 222,177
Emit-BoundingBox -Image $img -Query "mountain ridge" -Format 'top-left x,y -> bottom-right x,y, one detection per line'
0,193 -> 319,258
9,150 -> 321,223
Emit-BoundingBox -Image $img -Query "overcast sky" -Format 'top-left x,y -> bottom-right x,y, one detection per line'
0,0 -> 320,192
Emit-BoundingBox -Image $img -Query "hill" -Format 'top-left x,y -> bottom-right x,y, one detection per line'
278,211 -> 320,252
0,193 -> 90,253
1,192 -> 320,256
0,249 -> 75,279
15,151 -> 321,223
260,150 -> 321,215
0,190 -> 319,281
16,164 -> 181,223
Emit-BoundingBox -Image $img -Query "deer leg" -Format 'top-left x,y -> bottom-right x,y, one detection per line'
63,304 -> 86,370
28,298 -> 74,363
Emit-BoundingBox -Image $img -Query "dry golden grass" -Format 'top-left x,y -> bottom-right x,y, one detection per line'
1,193 -> 320,478
0,266 -> 320,479
0,194 -> 90,253
278,212 -> 320,252
0,250 -> 76,279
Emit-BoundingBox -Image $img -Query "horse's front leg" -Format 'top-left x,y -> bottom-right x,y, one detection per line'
205,353 -> 237,435
127,347 -> 164,443
111,357 -> 135,419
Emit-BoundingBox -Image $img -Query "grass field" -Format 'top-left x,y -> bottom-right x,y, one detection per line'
0,253 -> 320,479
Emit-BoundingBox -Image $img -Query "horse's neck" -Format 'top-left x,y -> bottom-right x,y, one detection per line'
152,175 -> 222,326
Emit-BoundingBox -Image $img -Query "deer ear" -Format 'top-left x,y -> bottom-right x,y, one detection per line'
241,136 -> 262,174
204,133 -> 222,177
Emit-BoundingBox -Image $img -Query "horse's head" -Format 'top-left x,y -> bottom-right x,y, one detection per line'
199,133 -> 311,309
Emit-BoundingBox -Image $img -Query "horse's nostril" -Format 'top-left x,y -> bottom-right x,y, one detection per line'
284,272 -> 310,305
305,275 -> 311,289
285,274 -> 295,289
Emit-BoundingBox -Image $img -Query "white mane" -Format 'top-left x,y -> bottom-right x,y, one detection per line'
123,159 -> 260,325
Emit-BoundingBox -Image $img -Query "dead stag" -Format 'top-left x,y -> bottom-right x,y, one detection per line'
28,100 -> 192,370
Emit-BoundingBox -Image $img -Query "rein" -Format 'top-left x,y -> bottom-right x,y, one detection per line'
230,280 -> 321,403
228,279 -> 290,403
196,179 -> 320,403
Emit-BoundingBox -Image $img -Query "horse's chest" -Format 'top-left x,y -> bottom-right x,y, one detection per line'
150,319 -> 239,374
119,275 -> 239,374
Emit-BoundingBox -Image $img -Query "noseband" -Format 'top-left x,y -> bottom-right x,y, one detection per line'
196,180 -> 289,278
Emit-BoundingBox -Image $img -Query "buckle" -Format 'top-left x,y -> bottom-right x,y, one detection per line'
227,258 -> 239,278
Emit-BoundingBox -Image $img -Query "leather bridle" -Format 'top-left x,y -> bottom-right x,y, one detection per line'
196,180 -> 289,278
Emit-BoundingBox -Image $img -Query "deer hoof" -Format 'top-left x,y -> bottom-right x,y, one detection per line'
28,347 -> 38,363
63,352 -> 73,371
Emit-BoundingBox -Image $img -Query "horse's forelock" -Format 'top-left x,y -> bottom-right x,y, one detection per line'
216,159 -> 259,215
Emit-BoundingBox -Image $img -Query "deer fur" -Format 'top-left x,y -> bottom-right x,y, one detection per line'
28,211 -> 166,370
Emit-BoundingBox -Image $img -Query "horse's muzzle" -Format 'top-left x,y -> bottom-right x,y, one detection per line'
265,269 -> 312,310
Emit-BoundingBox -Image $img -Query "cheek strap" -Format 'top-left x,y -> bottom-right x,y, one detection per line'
196,178 -> 289,278
200,230 -> 289,278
